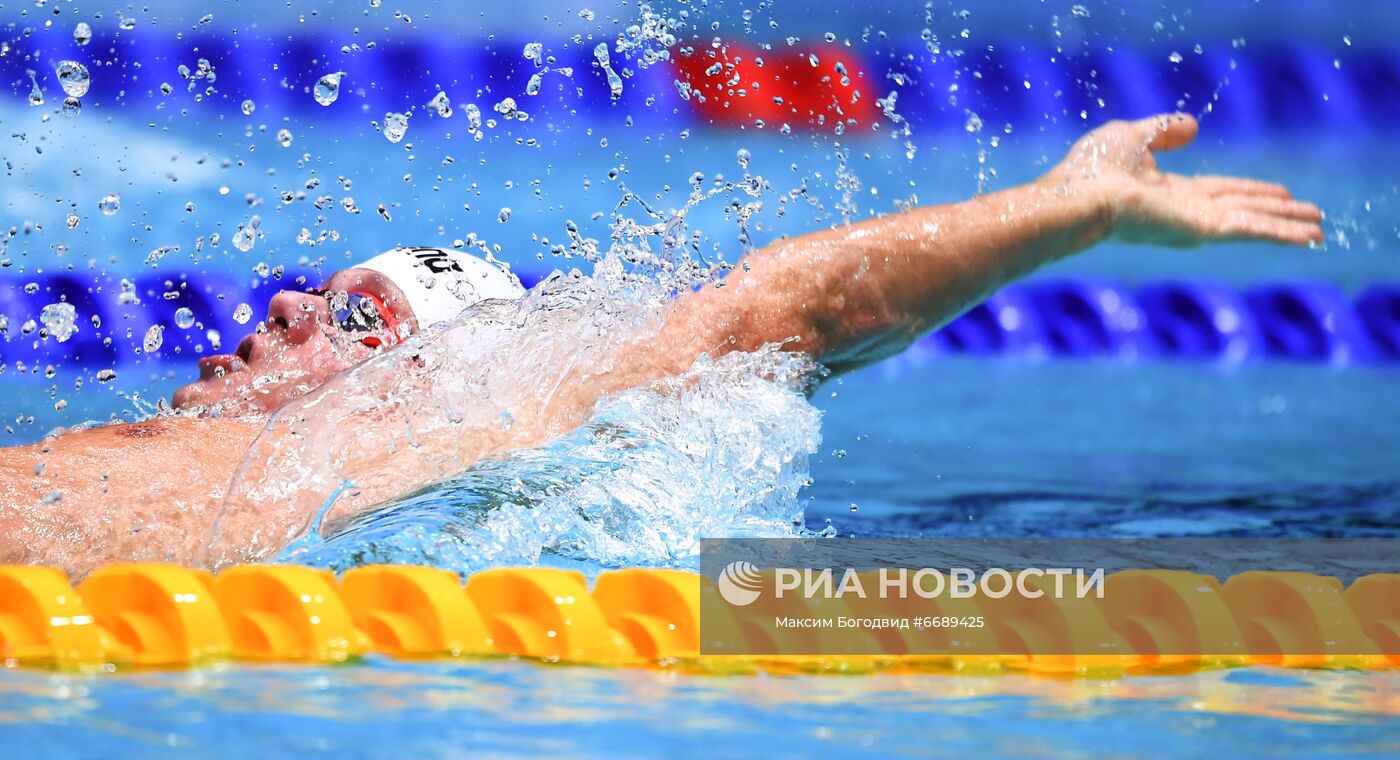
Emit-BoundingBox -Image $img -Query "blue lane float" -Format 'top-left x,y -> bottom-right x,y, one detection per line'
4,274 -> 1400,377
1353,284 -> 1400,361
1243,283 -> 1377,364
1025,280 -> 1155,359
919,285 -> 1047,356
1136,281 -> 1261,362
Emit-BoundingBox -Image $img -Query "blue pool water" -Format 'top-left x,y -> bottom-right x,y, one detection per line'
2,662 -> 1398,759
3,0 -> 1400,756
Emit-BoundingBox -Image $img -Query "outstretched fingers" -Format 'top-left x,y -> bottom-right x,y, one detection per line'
1218,208 -> 1325,246
1218,194 -> 1324,223
1191,175 -> 1294,200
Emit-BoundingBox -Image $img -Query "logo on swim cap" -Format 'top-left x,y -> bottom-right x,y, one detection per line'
354,246 -> 525,330
716,561 -> 764,607
405,247 -> 465,275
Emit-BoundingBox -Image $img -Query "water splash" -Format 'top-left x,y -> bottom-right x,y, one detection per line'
205,175 -> 826,572
281,347 -> 821,574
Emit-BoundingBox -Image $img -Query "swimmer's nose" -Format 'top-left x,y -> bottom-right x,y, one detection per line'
266,290 -> 330,345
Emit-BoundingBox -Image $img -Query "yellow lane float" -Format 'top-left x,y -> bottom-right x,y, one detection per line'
0,564 -> 1395,677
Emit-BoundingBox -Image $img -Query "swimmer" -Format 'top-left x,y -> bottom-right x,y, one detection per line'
0,115 -> 1324,576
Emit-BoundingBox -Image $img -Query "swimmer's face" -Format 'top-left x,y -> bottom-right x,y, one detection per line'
170,268 -> 418,416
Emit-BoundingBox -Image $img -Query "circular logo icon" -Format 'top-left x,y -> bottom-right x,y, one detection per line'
716,560 -> 764,606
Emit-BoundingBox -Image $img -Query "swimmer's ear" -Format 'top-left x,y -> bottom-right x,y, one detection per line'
1137,112 -> 1198,152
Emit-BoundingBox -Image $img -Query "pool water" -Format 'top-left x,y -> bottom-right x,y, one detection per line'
2,660 -> 1397,759
809,357 -> 1400,540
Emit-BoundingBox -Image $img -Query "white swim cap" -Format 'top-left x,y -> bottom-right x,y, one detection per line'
354,246 -> 525,329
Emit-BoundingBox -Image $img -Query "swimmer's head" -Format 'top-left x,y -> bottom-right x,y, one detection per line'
171,247 -> 524,416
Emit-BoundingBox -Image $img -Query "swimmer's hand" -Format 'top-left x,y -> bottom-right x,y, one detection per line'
1044,113 -> 1325,247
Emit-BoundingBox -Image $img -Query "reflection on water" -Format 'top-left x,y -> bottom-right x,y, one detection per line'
0,663 -> 1396,759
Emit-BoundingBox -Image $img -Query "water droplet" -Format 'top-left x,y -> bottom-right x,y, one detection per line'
174,307 -> 196,329
40,302 -> 78,342
55,60 -> 90,98
579,8 -> 595,20
96,368 -> 117,383
369,0 -> 382,7
1070,4 -> 1090,19
143,324 -> 164,352
429,91 -> 452,117
1168,50 -> 1183,64
493,97 -> 520,119
523,42 -> 543,67
383,112 -> 409,143
277,128 -> 293,148
736,148 -> 751,169
964,111 -> 983,133
594,42 -> 623,100
65,213 -> 79,229
233,224 -> 257,252
808,53 -> 820,67
233,303 -> 253,324
241,99 -> 255,115
73,22 -> 92,45
98,194 -> 120,215
27,72 -> 43,106
314,72 -> 343,106
498,207 -> 512,223
61,97 -> 81,118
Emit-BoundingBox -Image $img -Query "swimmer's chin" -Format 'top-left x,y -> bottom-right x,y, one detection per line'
171,372 -> 317,419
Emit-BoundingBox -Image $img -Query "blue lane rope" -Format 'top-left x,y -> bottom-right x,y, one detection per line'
2,272 -> 1398,374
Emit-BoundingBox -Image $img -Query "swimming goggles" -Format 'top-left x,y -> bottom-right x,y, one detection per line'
306,288 -> 403,348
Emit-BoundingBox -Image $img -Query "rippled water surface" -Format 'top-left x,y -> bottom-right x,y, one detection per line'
2,663 -> 1397,760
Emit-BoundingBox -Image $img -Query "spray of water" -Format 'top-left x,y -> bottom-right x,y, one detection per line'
204,182 -> 825,573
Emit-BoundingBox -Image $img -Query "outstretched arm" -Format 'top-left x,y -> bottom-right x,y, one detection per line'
676,113 -> 1323,371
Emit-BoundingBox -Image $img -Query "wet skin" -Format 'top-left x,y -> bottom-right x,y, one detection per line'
170,268 -> 421,416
